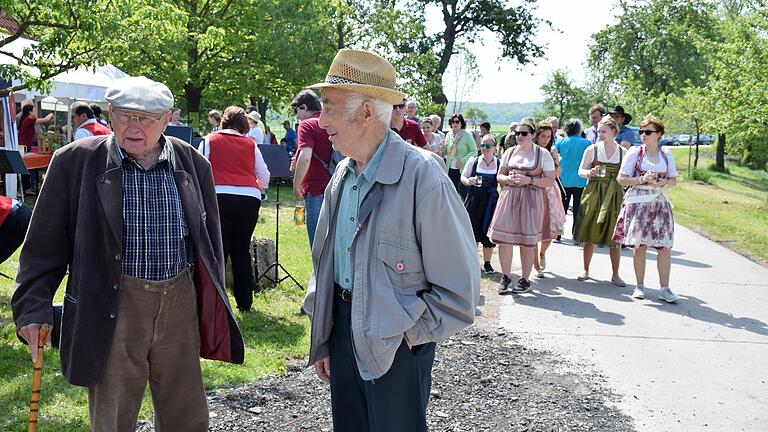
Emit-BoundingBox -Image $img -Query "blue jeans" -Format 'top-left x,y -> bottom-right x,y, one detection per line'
305,192 -> 324,248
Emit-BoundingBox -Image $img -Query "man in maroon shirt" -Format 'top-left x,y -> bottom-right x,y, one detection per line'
390,100 -> 427,149
291,89 -> 334,247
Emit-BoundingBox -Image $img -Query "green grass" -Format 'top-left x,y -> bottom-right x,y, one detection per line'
0,184 -> 313,431
667,146 -> 768,263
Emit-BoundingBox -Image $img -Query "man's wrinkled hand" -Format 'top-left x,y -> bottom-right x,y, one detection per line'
314,357 -> 331,383
18,323 -> 51,364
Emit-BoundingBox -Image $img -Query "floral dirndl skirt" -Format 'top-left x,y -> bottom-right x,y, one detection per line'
612,187 -> 674,248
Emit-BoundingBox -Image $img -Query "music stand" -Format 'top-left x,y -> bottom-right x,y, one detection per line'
256,144 -> 303,290
164,125 -> 193,144
0,148 -> 30,176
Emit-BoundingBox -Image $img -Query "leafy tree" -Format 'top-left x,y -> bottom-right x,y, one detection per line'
464,106 -> 488,128
587,0 -> 719,113
0,1 -> 125,95
108,0 -> 337,129
539,69 -> 592,125
664,86 -> 710,168
703,7 -> 768,169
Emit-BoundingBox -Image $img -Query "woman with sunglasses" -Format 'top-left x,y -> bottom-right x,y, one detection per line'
461,134 -> 500,274
532,121 -> 566,278
613,116 -> 680,303
444,113 -> 477,198
488,119 -> 556,293
573,115 -> 626,286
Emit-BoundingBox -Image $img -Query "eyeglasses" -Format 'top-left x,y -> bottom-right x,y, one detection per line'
480,143 -> 495,148
112,111 -> 163,128
393,104 -> 405,109
638,129 -> 659,135
514,131 -> 530,137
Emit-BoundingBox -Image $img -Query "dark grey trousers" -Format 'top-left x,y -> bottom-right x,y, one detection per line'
329,291 -> 436,432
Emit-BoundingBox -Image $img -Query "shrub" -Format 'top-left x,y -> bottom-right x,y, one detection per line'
687,167 -> 713,184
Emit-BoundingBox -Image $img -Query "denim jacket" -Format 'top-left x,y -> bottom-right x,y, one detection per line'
303,131 -> 480,380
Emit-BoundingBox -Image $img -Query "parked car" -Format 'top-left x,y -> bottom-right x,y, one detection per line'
678,134 -> 691,145
660,135 -> 679,146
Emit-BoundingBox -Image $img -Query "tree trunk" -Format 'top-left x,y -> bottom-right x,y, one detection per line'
184,84 -> 202,131
258,97 -> 269,126
694,127 -> 701,168
715,134 -> 725,171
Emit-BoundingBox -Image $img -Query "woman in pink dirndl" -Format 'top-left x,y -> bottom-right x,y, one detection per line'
531,121 -> 566,278
488,119 -> 557,294
613,116 -> 680,303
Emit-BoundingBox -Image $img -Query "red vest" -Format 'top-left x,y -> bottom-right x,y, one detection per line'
0,196 -> 12,226
208,132 -> 258,187
81,121 -> 111,136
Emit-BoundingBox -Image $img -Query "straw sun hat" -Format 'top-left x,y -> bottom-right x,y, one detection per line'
309,49 -> 405,105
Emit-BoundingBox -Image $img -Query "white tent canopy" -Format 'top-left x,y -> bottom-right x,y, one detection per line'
2,37 -> 128,102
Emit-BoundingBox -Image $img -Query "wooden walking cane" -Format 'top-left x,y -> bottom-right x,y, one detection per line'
28,324 -> 51,432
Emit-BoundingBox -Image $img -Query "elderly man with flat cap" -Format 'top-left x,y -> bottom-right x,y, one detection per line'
12,76 -> 244,431
302,48 -> 479,432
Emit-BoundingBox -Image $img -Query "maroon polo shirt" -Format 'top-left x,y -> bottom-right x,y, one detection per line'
391,118 -> 427,148
296,112 -> 333,196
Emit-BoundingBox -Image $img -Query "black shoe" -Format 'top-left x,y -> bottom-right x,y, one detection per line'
483,262 -> 496,274
498,275 -> 512,294
513,278 -> 532,293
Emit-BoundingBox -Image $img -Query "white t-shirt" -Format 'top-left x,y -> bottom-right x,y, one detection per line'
619,146 -> 678,178
247,126 -> 264,145
462,155 -> 498,177
502,146 -> 555,171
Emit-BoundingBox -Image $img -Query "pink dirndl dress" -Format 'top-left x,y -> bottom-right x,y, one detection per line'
487,146 -> 550,246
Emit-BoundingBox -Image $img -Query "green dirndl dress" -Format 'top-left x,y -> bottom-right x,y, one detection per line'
574,146 -> 625,246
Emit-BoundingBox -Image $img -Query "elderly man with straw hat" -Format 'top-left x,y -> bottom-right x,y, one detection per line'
12,76 -> 244,431
302,48 -> 479,431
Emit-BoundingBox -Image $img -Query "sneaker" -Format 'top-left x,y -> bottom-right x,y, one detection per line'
538,254 -> 546,270
577,271 -> 589,281
631,286 -> 645,299
658,287 -> 680,303
513,278 -> 532,293
498,275 -> 512,294
534,268 -> 545,278
483,262 -> 496,274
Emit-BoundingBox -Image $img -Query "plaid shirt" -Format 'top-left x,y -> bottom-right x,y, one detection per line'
113,136 -> 193,281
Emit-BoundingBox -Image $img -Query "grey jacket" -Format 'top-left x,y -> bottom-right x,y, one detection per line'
303,131 -> 480,380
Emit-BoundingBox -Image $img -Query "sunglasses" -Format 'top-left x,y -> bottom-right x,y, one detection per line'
480,144 -> 495,148
514,131 -> 531,137
450,120 -> 461,124
638,129 -> 659,135
393,104 -> 405,109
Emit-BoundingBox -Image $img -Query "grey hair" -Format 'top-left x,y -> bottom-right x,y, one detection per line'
565,118 -> 582,136
345,93 -> 392,126
406,99 -> 418,107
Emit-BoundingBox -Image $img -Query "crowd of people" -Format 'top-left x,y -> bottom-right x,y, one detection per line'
8,47 -> 682,432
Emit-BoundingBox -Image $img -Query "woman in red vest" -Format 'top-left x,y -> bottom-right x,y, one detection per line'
198,106 -> 270,311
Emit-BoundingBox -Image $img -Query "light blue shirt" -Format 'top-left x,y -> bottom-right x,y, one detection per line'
555,135 -> 592,188
616,125 -> 636,146
333,131 -> 389,291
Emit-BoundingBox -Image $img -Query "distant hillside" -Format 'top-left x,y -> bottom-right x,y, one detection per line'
444,102 -> 542,126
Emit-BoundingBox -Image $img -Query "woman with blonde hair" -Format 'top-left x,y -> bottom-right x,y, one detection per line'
574,115 -> 626,286
614,116 -> 680,302
488,119 -> 556,294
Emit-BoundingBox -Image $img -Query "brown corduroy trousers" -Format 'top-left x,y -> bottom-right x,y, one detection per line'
88,267 -> 208,432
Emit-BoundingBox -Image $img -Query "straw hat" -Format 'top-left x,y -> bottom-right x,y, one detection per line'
246,111 -> 261,123
309,49 -> 405,104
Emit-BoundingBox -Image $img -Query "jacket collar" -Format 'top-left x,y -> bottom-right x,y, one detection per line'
335,129 -> 407,187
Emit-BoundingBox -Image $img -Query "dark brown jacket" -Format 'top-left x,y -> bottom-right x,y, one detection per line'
12,135 -> 244,387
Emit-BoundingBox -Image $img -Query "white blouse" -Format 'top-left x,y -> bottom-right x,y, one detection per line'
619,146 -> 679,178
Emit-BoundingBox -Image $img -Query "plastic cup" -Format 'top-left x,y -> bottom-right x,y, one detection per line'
596,165 -> 606,177
475,176 -> 483,187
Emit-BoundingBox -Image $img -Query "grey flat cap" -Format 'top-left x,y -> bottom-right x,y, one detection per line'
105,76 -> 174,114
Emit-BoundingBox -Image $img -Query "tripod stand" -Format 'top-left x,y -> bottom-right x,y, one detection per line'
255,145 -> 303,290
